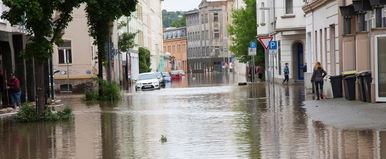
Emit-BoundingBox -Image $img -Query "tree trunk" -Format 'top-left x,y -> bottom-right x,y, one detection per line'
98,40 -> 105,97
35,60 -> 45,116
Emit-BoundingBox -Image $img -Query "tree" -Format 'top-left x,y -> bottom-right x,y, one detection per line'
138,47 -> 151,73
2,0 -> 84,115
84,0 -> 137,96
169,15 -> 186,27
162,10 -> 185,27
228,0 -> 264,66
118,32 -> 137,52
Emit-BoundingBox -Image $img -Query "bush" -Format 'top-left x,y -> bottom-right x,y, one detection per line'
84,89 -> 98,101
83,79 -> 121,101
99,80 -> 121,101
14,103 -> 73,122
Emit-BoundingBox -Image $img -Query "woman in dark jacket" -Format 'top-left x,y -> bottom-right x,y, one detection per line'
311,62 -> 327,100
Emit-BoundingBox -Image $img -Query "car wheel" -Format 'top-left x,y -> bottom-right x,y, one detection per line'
135,88 -> 138,91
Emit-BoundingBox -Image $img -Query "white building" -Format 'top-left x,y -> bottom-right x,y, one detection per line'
303,0 -> 340,94
257,0 -> 306,83
118,0 -> 164,80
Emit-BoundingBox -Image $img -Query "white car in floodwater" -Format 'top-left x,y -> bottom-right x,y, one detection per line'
135,73 -> 161,91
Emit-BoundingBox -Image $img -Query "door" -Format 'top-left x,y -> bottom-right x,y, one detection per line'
297,43 -> 304,80
375,35 -> 386,102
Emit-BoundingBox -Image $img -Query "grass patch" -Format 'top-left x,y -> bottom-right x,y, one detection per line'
84,79 -> 121,101
14,103 -> 73,122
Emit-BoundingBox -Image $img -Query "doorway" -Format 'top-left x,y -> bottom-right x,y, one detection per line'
293,42 -> 304,80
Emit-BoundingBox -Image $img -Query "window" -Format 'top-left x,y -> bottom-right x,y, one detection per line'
214,13 -> 219,22
214,29 -> 220,38
357,13 -> 367,32
58,41 -> 72,64
285,0 -> 293,14
261,2 -> 265,24
215,46 -> 220,56
344,17 -> 352,34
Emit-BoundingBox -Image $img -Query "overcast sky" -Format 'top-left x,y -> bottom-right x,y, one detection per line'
162,0 -> 202,11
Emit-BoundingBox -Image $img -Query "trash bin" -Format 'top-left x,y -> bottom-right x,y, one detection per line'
357,71 -> 372,102
343,74 -> 356,100
330,75 -> 343,98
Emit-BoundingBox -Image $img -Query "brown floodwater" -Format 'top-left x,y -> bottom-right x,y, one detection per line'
1,73 -> 386,159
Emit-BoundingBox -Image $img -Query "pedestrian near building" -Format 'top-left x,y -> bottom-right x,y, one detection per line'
311,62 -> 327,100
6,73 -> 21,107
282,63 -> 289,85
257,66 -> 264,81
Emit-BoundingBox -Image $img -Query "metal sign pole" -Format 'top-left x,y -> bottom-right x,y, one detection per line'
252,55 -> 255,82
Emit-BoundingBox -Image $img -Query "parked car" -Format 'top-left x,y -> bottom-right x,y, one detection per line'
170,71 -> 181,80
161,72 -> 172,82
135,73 -> 161,91
176,70 -> 185,76
154,72 -> 165,87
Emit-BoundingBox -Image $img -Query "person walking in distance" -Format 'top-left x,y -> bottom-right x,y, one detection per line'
311,62 -> 327,100
6,73 -> 21,108
282,63 -> 289,85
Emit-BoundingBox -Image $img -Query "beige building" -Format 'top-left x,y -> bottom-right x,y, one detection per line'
52,5 -> 98,93
163,27 -> 188,72
338,0 -> 386,102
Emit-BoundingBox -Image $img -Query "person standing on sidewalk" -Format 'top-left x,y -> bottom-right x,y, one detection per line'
311,62 -> 327,100
282,63 -> 289,85
6,73 -> 21,108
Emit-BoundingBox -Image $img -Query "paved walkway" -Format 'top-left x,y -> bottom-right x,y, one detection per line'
304,98 -> 386,130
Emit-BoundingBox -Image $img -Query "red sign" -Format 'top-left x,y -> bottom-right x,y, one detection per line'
258,37 -> 273,50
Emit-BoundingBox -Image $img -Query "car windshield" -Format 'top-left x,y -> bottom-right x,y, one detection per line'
178,70 -> 185,73
138,73 -> 157,80
162,72 -> 170,77
171,71 -> 179,75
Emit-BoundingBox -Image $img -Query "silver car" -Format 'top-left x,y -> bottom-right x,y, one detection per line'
135,73 -> 161,91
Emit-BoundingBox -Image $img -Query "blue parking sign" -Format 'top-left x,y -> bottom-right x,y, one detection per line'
269,41 -> 277,50
250,42 -> 257,48
268,41 -> 277,50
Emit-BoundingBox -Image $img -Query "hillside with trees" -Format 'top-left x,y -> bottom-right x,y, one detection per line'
162,10 -> 186,28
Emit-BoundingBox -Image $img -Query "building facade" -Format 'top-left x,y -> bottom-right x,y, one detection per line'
186,0 -> 231,73
118,0 -> 163,81
163,27 -> 188,72
52,5 -> 98,93
0,1 -> 37,103
303,0 -> 341,96
338,0 -> 386,102
257,0 -> 306,83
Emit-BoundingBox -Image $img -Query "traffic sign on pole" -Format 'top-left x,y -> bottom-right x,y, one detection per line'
269,41 -> 277,50
250,42 -> 257,48
258,37 -> 273,50
248,48 -> 256,56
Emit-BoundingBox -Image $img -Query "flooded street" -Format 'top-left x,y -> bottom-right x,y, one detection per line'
1,73 -> 386,159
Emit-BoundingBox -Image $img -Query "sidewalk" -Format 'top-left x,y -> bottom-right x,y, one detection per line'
304,98 -> 386,130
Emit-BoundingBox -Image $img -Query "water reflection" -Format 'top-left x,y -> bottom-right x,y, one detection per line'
1,73 -> 386,158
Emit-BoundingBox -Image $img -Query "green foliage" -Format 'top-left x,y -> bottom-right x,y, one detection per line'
85,0 -> 138,61
162,10 -> 185,27
228,0 -> 264,66
84,79 -> 121,101
99,80 -> 121,101
160,135 -> 168,143
139,47 -> 151,73
14,104 -> 73,122
84,89 -> 99,101
169,15 -> 186,27
119,32 -> 137,52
